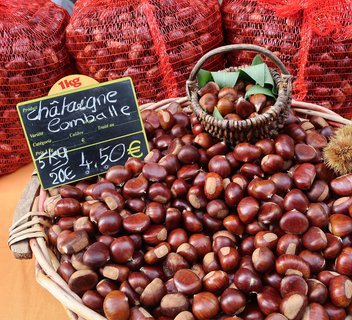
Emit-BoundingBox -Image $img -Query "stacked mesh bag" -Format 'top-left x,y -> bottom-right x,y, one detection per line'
66,0 -> 224,104
222,0 -> 352,119
0,0 -> 73,174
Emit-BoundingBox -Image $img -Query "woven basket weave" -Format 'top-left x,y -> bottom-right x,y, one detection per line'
186,44 -> 293,145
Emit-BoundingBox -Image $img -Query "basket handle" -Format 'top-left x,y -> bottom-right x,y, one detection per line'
187,44 -> 290,96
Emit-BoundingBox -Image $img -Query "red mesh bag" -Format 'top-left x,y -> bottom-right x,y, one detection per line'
222,0 -> 352,119
66,0 -> 224,104
0,0 -> 73,175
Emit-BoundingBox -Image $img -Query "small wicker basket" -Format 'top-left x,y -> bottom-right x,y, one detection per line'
8,97 -> 352,320
186,44 -> 293,145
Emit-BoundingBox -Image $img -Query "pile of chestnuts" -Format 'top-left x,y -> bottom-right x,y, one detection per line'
199,81 -> 275,119
47,102 -> 352,320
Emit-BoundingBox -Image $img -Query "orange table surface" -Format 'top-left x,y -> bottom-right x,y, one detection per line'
0,163 -> 67,320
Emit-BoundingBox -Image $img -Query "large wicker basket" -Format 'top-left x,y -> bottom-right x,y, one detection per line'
8,97 -> 352,320
186,44 -> 293,145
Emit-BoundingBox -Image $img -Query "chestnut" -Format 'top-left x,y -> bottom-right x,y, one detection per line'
239,236 -> 255,255
233,268 -> 262,293
83,242 -> 110,269
100,264 -> 129,282
218,246 -> 240,272
178,145 -> 200,164
192,292 -> 220,320
252,247 -> 275,273
306,203 -> 329,228
110,236 -> 135,264
189,234 -> 211,258
302,227 -> 327,251
279,292 -> 307,320
203,270 -> 229,294
302,303 -> 329,320
123,212 -> 151,234
57,230 -> 89,255
248,178 -> 276,200
276,234 -> 301,256
258,202 -> 282,225
283,189 -> 309,213
160,293 -> 190,318
142,163 -> 167,182
54,198 -> 81,217
261,154 -> 284,174
140,278 -> 166,307
97,211 -> 122,235
103,290 -> 130,320
276,254 -> 310,279
57,261 -> 75,283
224,182 -> 244,207
220,288 -> 246,315
280,275 -> 308,297
330,174 -> 352,196
68,270 -> 99,295
279,210 -> 309,235
206,199 -> 229,219
254,231 -> 278,250
223,215 -> 245,236
208,155 -> 231,177
237,196 -> 260,224
335,247 -> 352,275
106,165 -> 132,185
257,286 -> 281,315
324,302 -> 347,320
307,279 -> 328,304
204,172 -> 223,200
217,97 -> 235,116
293,163 -> 316,190
177,243 -> 198,264
233,143 -> 261,163
163,252 -> 189,278
329,275 -> 352,307
235,97 -> 256,118
144,242 -> 171,264
329,214 -> 352,237
275,134 -> 295,160
174,269 -> 202,295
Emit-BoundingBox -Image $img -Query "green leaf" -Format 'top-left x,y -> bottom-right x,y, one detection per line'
239,64 -> 266,87
252,55 -> 264,65
263,64 -> 275,88
212,107 -> 224,120
211,71 -> 240,89
245,85 -> 277,99
197,69 -> 213,88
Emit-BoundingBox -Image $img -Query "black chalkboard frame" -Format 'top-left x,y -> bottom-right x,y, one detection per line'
17,77 -> 150,189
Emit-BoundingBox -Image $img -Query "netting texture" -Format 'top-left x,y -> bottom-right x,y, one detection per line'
66,0 -> 224,104
222,0 -> 352,119
0,0 -> 73,175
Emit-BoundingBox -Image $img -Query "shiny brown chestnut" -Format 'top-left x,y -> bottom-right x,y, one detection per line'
307,279 -> 328,304
233,268 -> 262,293
257,286 -> 281,315
103,290 -> 130,320
279,292 -> 307,320
220,288 -> 246,315
192,292 -> 220,320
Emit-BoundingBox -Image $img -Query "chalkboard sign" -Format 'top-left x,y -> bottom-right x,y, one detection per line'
17,77 -> 149,189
